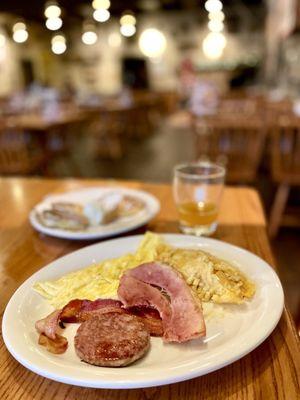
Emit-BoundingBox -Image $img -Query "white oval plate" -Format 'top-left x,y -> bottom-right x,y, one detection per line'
2,234 -> 284,389
29,187 -> 160,240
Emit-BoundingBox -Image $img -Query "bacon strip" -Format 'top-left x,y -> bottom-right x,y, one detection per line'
38,333 -> 68,354
60,299 -> 123,323
129,307 -> 163,337
59,298 -> 163,336
36,298 -> 163,354
35,309 -> 62,340
35,309 -> 69,354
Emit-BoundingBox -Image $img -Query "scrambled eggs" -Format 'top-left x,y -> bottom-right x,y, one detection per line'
33,232 -> 255,308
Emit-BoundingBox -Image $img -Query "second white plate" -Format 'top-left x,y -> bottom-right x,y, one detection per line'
29,187 -> 160,240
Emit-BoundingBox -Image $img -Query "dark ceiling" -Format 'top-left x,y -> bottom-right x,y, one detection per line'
0,0 -> 264,22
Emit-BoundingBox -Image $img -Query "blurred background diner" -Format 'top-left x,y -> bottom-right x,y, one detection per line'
0,0 -> 299,326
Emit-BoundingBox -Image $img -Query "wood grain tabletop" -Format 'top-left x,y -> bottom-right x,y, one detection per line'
4,110 -> 87,131
0,177 -> 299,400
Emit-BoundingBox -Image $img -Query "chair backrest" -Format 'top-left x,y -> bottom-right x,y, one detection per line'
0,126 -> 31,174
192,114 -> 266,183
99,108 -> 128,135
271,119 -> 300,180
218,99 -> 259,116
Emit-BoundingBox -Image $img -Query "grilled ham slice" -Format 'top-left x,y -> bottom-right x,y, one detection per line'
118,275 -> 172,335
118,262 -> 206,342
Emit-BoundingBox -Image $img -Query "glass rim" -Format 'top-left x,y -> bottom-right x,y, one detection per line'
174,161 -> 226,180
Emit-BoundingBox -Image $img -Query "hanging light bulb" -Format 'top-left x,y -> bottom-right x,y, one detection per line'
93,8 -> 110,22
13,22 -> 26,32
51,34 -> 65,44
82,31 -> 98,45
12,22 -> 29,43
52,41 -> 66,54
92,0 -> 110,9
44,1 -> 61,18
208,10 -> 225,21
13,30 -> 29,43
82,23 -> 98,45
119,11 -> 136,37
139,28 -> 166,58
46,17 -> 63,30
120,13 -> 136,26
51,34 -> 66,54
208,19 -> 224,32
204,0 -> 223,13
202,32 -> 226,59
120,24 -> 136,37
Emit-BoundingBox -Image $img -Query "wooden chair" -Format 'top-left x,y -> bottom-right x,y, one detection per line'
152,90 -> 179,115
192,114 -> 266,184
268,119 -> 300,237
130,103 -> 160,139
0,125 -> 46,175
44,120 -> 87,177
296,302 -> 300,336
218,98 -> 259,116
85,109 -> 127,159
120,97 -> 161,140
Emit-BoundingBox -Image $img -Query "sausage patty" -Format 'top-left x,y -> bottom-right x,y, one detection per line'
74,312 -> 150,367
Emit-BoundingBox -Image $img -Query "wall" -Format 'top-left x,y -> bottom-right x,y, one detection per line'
67,13 -> 263,95
0,17 -> 64,97
0,11 -> 264,97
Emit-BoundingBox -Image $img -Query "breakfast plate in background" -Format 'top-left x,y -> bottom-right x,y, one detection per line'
2,234 -> 284,389
29,187 -> 160,240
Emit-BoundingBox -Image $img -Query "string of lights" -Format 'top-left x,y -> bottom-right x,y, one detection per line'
203,0 -> 227,60
3,1 -> 168,58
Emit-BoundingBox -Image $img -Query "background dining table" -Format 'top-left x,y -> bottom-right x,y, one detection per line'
0,177 -> 299,400
3,108 -> 88,131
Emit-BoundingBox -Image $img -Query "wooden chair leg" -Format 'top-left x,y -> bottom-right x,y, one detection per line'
296,302 -> 300,336
268,183 -> 290,238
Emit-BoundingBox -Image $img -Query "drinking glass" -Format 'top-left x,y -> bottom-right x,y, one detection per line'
173,162 -> 225,236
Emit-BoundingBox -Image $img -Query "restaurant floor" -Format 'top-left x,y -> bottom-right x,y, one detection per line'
48,114 -> 300,321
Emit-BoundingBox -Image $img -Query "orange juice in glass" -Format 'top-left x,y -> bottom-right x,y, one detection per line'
173,162 -> 225,236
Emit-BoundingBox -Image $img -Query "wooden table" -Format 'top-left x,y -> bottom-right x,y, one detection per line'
4,110 -> 87,131
0,178 -> 299,400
